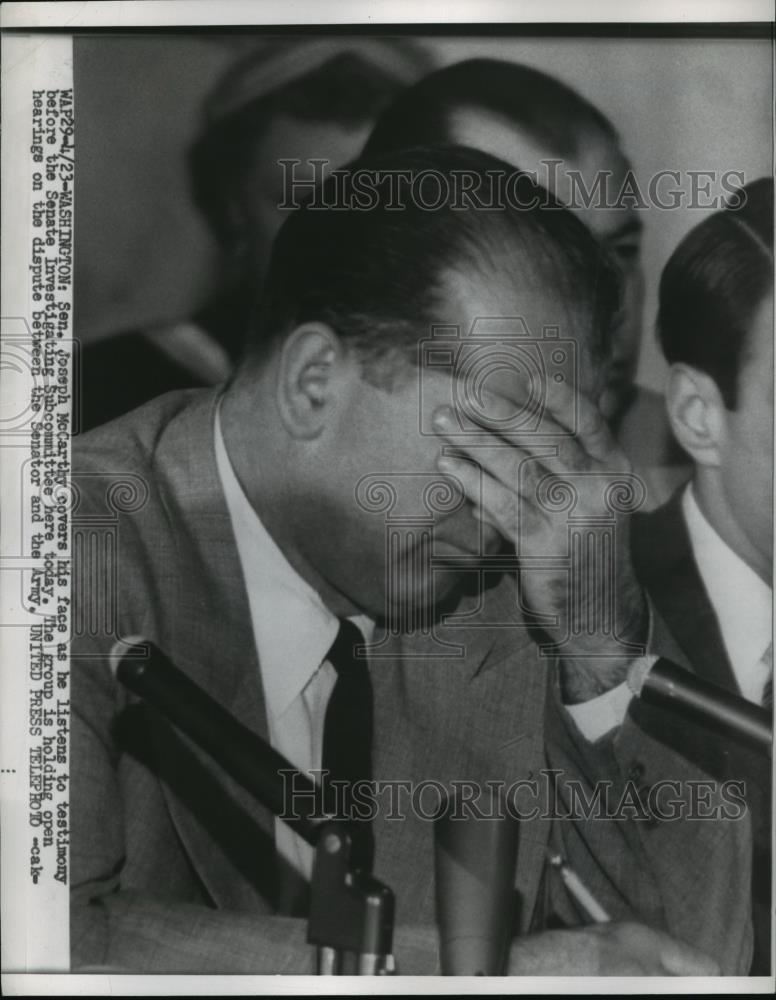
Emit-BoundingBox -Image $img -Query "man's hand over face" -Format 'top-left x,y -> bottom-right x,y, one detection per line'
433,376 -> 648,702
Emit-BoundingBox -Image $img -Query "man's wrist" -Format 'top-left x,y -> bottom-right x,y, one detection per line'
558,588 -> 650,705
559,656 -> 630,704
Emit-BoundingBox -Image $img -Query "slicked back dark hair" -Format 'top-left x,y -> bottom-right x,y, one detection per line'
657,177 -> 774,409
245,144 -> 622,386
364,58 -> 618,162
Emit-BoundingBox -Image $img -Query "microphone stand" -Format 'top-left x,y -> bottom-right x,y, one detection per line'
113,640 -> 395,975
308,819 -> 394,974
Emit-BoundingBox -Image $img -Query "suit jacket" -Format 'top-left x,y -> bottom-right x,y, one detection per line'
630,493 -> 772,974
70,388 -> 552,973
70,390 -> 753,974
77,290 -> 249,432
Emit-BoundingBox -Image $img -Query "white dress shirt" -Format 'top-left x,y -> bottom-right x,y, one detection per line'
571,482 -> 773,741
214,411 -> 373,891
682,485 -> 772,704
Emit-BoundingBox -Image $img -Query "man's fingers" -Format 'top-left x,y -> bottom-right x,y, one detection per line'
438,378 -> 622,466
437,453 -> 517,526
438,453 -> 546,542
434,410 -> 579,484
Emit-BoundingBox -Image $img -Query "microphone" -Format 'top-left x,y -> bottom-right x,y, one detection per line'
111,637 -> 397,973
627,657 -> 772,755
434,788 -> 519,975
109,636 -> 327,846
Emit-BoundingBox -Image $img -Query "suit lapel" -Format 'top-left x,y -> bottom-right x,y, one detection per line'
131,400 -> 552,925
629,490 -> 754,794
145,390 -> 279,910
370,575 -> 549,932
632,492 -> 738,692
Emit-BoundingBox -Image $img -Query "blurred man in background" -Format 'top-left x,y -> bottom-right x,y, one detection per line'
79,38 -> 432,431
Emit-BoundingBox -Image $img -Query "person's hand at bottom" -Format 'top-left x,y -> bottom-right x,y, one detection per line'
507,921 -> 721,976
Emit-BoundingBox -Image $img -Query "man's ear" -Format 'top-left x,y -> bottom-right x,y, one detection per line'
276,322 -> 351,439
665,363 -> 726,467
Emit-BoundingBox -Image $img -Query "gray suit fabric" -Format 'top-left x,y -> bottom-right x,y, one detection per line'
70,389 -> 752,974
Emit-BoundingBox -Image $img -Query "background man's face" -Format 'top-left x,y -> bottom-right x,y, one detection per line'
719,291 -> 774,578
561,131 -> 645,419
296,273 -> 602,623
449,109 -> 645,420
239,114 -> 374,276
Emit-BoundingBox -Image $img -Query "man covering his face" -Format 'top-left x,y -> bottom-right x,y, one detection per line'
70,145 -> 735,975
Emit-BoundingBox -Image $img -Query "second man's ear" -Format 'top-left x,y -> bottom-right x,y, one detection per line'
276,322 -> 352,439
665,363 -> 726,468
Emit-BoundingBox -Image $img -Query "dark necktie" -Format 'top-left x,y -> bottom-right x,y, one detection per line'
322,619 -> 374,872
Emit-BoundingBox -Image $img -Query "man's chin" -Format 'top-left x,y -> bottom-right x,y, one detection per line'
380,565 -> 504,625
374,527 -> 505,625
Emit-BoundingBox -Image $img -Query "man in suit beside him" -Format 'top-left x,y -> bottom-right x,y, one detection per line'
629,178 -> 773,974
71,145 -> 739,975
544,177 -> 773,974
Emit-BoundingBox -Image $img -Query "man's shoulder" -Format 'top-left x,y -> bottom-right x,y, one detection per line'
70,387 -> 223,566
73,387 -> 216,474
69,386 -> 237,668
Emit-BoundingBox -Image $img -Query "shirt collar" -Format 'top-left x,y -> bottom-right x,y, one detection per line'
214,408 -> 373,716
682,483 -> 772,700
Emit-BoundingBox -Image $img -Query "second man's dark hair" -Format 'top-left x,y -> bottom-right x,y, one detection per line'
657,177 -> 774,409
364,58 -> 618,163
